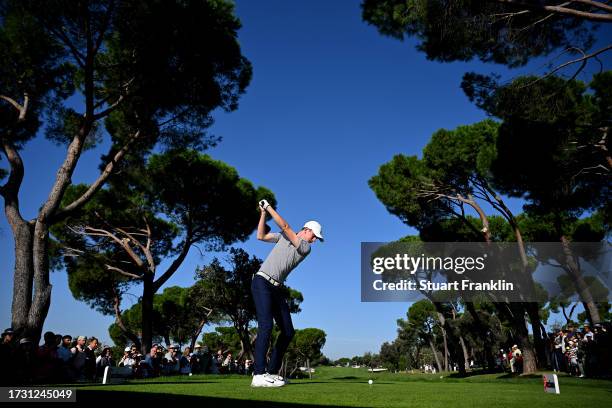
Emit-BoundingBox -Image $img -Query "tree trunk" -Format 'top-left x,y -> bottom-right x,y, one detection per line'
441,326 -> 449,371
9,220 -> 34,339
508,304 -> 536,374
465,302 -> 495,370
190,319 -> 206,350
560,236 -> 601,324
141,274 -> 154,354
525,302 -> 546,368
434,308 -> 454,372
113,293 -> 141,349
307,358 -> 311,380
429,339 -> 443,373
236,326 -> 253,361
2,138 -> 38,341
458,335 -> 469,373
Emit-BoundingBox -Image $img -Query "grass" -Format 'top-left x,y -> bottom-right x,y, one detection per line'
71,367 -> 612,407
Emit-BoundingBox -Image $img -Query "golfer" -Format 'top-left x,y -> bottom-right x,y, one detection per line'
251,199 -> 323,387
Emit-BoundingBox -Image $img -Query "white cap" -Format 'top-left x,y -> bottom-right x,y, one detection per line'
124,346 -> 131,352
303,221 -> 324,242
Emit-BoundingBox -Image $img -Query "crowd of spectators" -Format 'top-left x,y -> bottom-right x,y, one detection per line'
0,329 -> 255,385
547,323 -> 610,378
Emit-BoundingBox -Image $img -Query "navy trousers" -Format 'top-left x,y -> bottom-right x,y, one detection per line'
251,275 -> 295,375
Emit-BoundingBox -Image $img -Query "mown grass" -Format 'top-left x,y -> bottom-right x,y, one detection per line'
72,366 -> 612,407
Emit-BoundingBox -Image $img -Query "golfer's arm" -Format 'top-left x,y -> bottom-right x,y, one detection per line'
267,206 -> 300,247
257,210 -> 276,242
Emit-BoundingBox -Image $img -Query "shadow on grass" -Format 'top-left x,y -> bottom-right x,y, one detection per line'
76,390 -> 368,407
291,381 -> 395,385
73,380 -> 219,387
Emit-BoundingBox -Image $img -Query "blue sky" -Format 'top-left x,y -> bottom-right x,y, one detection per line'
1,0 -> 610,359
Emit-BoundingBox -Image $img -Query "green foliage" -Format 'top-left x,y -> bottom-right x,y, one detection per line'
0,0 -> 74,145
146,150 -> 274,250
369,120 -> 501,238
286,328 -> 327,364
334,357 -> 350,366
108,285 -> 218,348
193,248 -> 262,332
56,148 -> 276,349
202,326 -> 243,355
464,74 -> 611,221
361,0 -> 595,68
194,248 -> 304,358
407,300 -> 438,337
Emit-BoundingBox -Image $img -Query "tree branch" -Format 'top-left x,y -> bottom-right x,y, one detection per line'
53,130 -> 141,221
573,0 -> 612,13
114,223 -> 155,274
152,235 -> 194,292
0,138 -> 24,202
92,0 -> 115,55
105,264 -> 142,280
519,44 -> 612,88
496,0 -> 612,22
0,95 -> 23,113
93,94 -> 124,120
81,225 -> 145,268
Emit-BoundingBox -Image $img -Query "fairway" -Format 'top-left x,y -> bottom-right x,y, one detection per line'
73,367 -> 612,407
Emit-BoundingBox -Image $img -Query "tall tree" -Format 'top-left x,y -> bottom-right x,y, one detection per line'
57,149 -> 274,352
0,0 -> 252,342
406,300 -> 444,372
284,328 -> 326,379
480,74 -> 611,323
362,0 -> 609,73
193,248 -> 304,360
369,120 -> 545,372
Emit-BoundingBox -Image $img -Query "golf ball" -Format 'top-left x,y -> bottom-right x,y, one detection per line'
368,380 -> 373,385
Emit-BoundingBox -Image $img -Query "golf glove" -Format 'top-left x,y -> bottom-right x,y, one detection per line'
259,199 -> 270,210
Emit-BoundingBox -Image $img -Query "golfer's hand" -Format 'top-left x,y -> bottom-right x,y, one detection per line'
259,199 -> 270,210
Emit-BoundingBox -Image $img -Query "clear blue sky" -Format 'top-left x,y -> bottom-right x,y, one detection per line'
1,0 -> 610,359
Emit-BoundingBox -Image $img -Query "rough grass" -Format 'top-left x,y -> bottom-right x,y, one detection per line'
72,366 -> 612,407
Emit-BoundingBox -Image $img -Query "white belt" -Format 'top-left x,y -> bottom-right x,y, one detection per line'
255,271 -> 281,287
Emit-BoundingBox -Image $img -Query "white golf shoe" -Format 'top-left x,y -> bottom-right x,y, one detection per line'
251,373 -> 285,387
271,374 -> 290,384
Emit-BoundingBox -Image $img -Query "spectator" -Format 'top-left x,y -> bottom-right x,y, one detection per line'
510,345 -> 523,374
96,347 -> 114,378
180,347 -> 191,375
143,344 -> 161,378
244,359 -> 254,376
0,328 -> 15,384
36,331 -> 59,383
553,329 -> 564,372
132,353 -> 145,378
84,337 -> 98,381
119,346 -> 137,368
222,352 -> 233,372
584,324 -> 594,341
199,345 -> 214,374
15,338 -> 35,385
164,345 -> 180,374
567,340 -> 580,376
190,344 -> 202,373
71,336 -> 87,381
57,335 -> 73,363
215,349 -> 224,373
